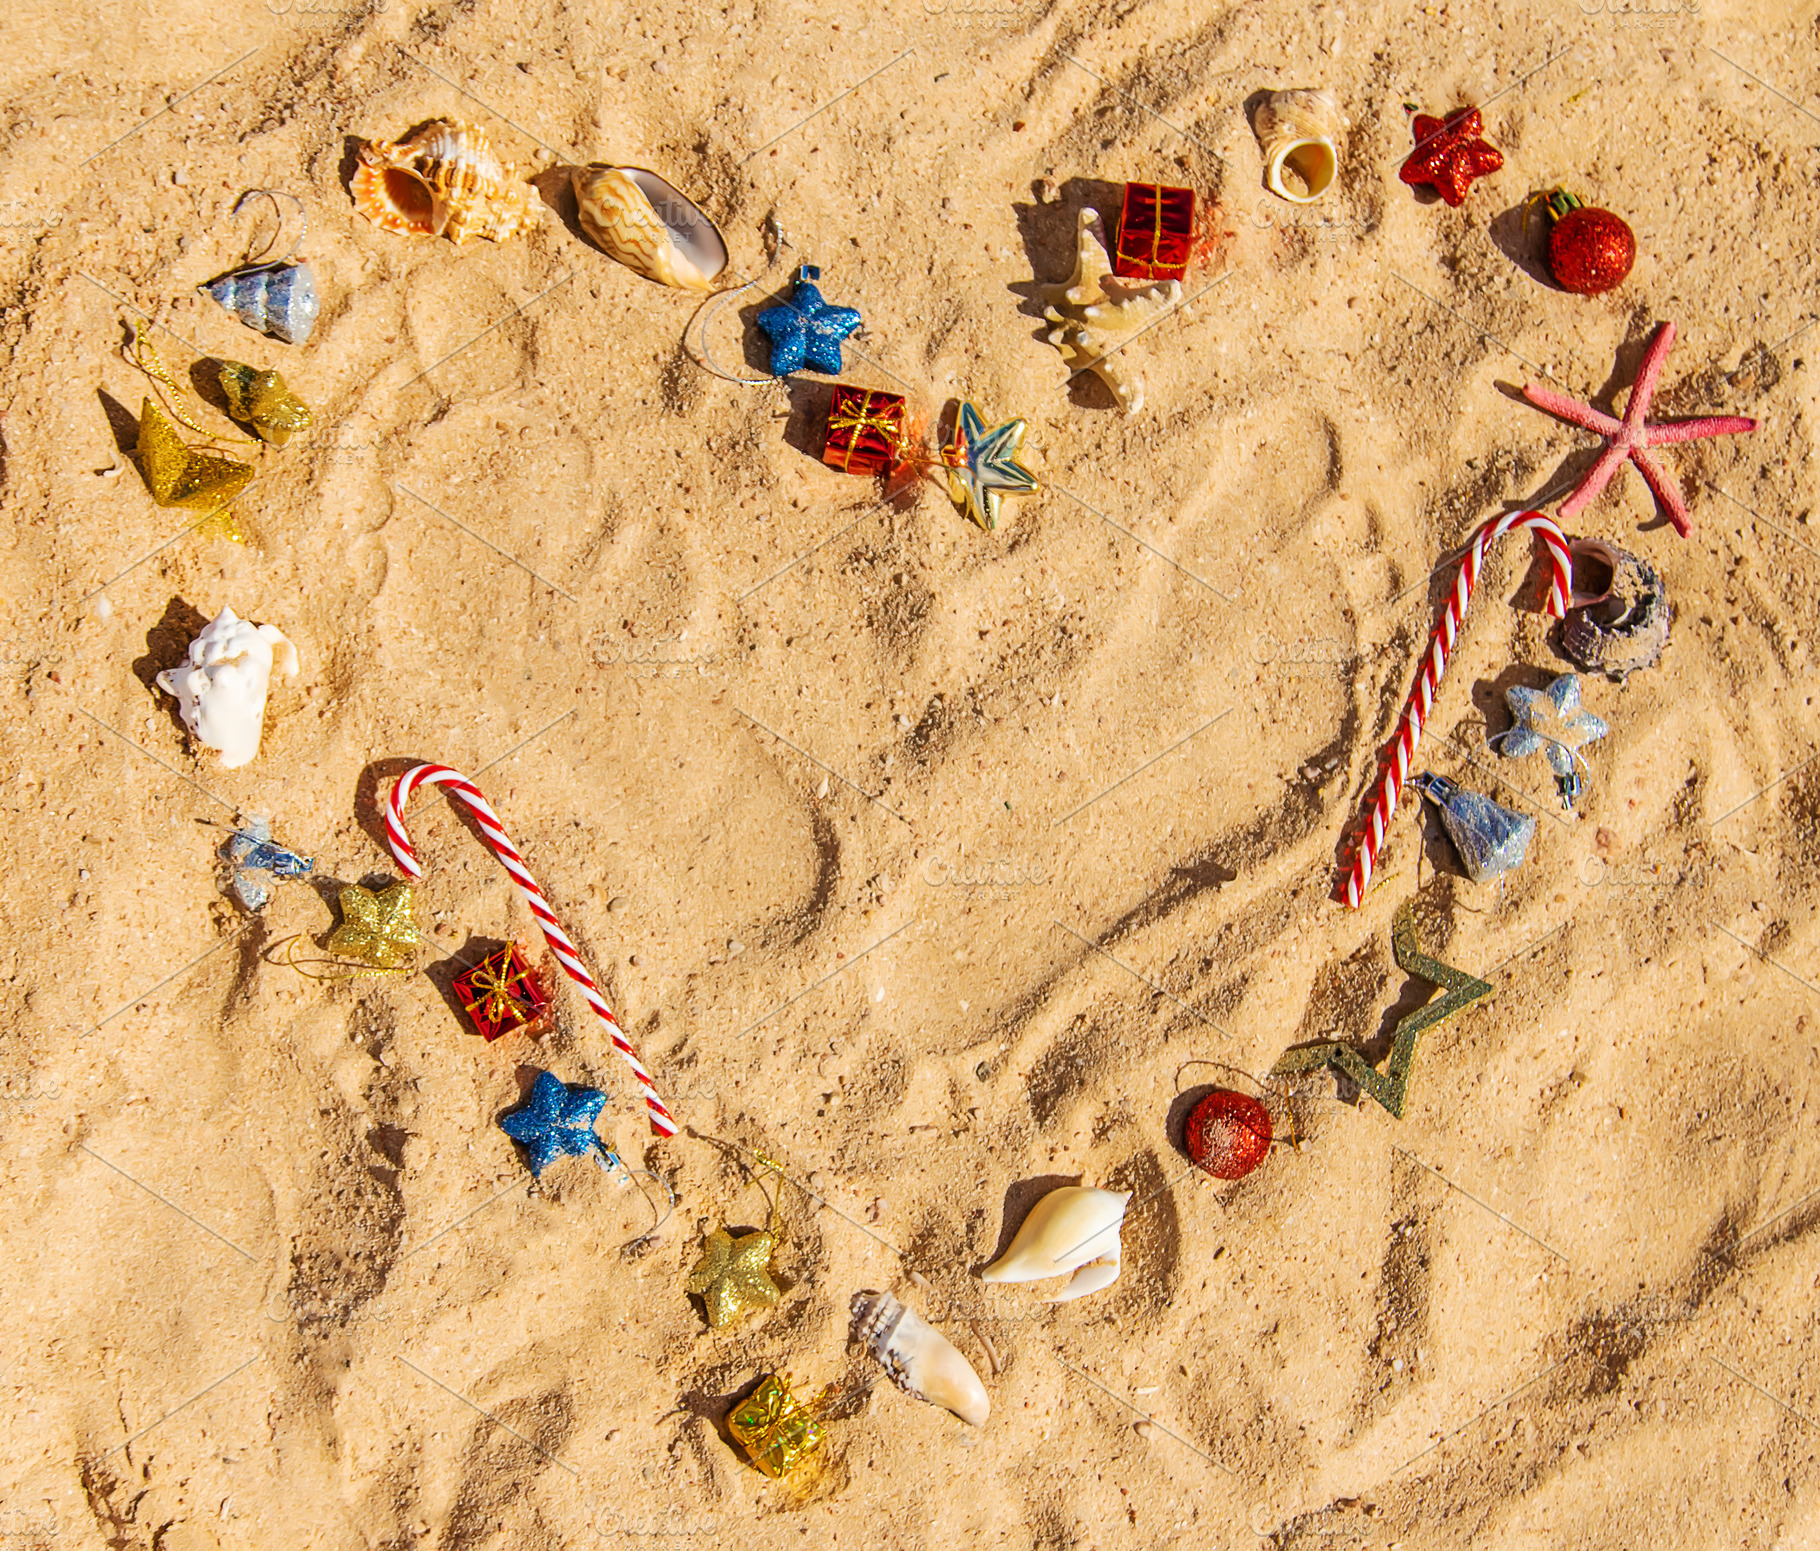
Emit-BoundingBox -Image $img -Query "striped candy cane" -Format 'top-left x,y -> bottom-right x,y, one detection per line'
386,763 -> 677,1137
1342,511 -> 1573,909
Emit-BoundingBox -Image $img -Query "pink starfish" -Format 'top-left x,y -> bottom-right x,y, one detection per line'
1521,321 -> 1757,537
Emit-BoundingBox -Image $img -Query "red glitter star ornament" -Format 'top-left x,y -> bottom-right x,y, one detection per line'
1185,1090 -> 1273,1180
1399,106 -> 1504,207
1521,321 -> 1758,537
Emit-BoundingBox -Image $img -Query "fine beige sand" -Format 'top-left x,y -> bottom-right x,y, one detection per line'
2,0 -> 1818,1546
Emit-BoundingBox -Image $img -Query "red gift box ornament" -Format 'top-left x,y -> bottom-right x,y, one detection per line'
822,385 -> 908,476
1112,182 -> 1196,282
453,945 -> 551,1040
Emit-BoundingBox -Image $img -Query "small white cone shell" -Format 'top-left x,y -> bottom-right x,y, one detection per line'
978,1186 -> 1130,1292
852,1291 -> 990,1426
155,606 -> 299,768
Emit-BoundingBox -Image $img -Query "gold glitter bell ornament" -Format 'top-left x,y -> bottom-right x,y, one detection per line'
218,359 -> 312,447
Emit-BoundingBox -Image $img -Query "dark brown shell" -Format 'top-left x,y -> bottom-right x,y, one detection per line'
1562,538 -> 1670,679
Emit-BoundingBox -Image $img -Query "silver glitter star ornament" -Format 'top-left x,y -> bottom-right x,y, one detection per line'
1494,673 -> 1608,808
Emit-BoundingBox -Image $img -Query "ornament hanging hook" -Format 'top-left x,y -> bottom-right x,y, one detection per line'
232,188 -> 308,269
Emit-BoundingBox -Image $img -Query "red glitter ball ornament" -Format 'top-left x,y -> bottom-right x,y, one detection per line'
1541,190 -> 1635,296
1185,1090 -> 1273,1180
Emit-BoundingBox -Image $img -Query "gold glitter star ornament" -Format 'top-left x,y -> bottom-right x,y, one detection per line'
686,1226 -> 783,1329
325,882 -> 422,970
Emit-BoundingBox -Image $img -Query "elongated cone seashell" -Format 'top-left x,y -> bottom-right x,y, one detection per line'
353,120 -> 537,245
218,360 -> 312,447
202,262 -> 320,346
571,165 -> 729,291
978,1185 -> 1130,1303
1563,537 -> 1670,680
851,1290 -> 990,1427
1254,89 -> 1343,204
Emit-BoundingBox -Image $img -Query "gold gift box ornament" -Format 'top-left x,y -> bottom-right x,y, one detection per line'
726,1373 -> 831,1479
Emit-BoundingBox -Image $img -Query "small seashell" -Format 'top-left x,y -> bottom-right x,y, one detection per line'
978,1185 -> 1130,1303
217,360 -> 312,447
1562,537 -> 1670,680
353,120 -> 537,245
155,606 -> 299,769
201,262 -> 320,345
571,165 -> 728,291
850,1290 -> 990,1427
1254,88 -> 1343,204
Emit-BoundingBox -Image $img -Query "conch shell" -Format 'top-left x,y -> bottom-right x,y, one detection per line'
218,360 -> 311,447
353,120 -> 537,245
1254,89 -> 1343,203
155,606 -> 299,768
571,165 -> 728,291
978,1184 -> 1130,1303
1562,537 -> 1670,680
851,1290 -> 990,1427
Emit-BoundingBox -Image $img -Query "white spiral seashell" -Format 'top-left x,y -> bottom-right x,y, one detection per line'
1254,89 -> 1343,204
978,1185 -> 1130,1303
851,1290 -> 990,1426
154,606 -> 299,768
572,166 -> 729,291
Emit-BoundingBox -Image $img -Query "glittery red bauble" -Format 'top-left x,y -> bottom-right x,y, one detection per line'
1185,1091 -> 1273,1180
1547,205 -> 1635,296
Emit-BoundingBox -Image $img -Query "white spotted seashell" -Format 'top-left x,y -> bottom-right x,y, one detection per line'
978,1185 -> 1130,1303
571,165 -> 729,291
353,120 -> 537,245
154,606 -> 299,768
850,1290 -> 990,1427
1253,89 -> 1343,204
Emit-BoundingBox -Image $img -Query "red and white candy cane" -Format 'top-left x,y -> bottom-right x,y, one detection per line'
1342,510 -> 1573,909
385,763 -> 677,1137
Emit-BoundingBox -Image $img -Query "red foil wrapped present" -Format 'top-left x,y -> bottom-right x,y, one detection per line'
452,944 -> 551,1041
821,385 -> 907,476
1113,182 -> 1196,282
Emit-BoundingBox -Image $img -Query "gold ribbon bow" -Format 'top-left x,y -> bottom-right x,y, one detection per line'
827,394 -> 904,471
462,959 -> 532,1029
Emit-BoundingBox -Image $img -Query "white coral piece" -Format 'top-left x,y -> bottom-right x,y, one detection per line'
155,606 -> 299,768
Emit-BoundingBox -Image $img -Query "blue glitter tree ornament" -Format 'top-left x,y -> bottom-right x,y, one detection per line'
1411,772 -> 1536,884
498,1070 -> 625,1180
756,265 -> 861,375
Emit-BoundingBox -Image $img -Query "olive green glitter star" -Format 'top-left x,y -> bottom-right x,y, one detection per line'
685,1227 -> 782,1329
1271,904 -> 1492,1119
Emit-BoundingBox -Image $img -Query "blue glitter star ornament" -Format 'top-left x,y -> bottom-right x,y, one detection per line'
755,265 -> 862,375
1494,673 -> 1609,809
943,402 -> 1039,531
499,1070 -> 626,1180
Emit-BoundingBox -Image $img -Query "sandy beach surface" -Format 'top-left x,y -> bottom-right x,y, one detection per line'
2,0 -> 1818,1545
